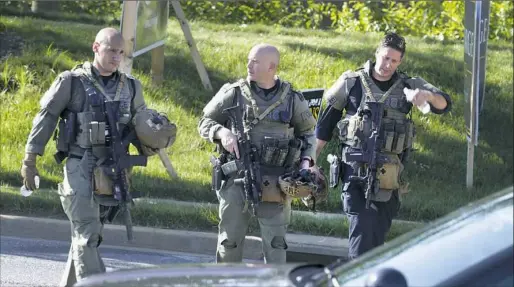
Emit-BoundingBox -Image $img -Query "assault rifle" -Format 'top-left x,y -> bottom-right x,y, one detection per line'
343,102 -> 389,209
104,101 -> 147,241
222,99 -> 262,215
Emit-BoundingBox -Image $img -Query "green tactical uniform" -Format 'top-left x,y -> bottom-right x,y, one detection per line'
24,62 -> 146,286
198,78 -> 316,263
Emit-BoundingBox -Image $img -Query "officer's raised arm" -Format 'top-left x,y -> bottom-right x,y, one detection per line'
404,76 -> 452,114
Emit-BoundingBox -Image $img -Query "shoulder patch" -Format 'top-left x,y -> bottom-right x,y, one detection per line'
59,70 -> 73,80
343,70 -> 359,79
219,82 -> 237,93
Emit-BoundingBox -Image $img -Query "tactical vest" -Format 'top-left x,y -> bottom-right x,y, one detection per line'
338,70 -> 415,155
54,62 -> 135,161
222,79 -> 303,176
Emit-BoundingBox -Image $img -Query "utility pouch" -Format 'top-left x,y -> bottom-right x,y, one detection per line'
284,138 -> 303,168
381,118 -> 395,152
273,139 -> 290,166
93,166 -> 131,196
361,113 -> 372,139
65,112 -> 77,144
89,121 -> 106,145
337,118 -> 350,141
93,166 -> 114,195
76,112 -> 94,148
377,153 -> 403,190
392,121 -> 406,154
221,160 -> 240,177
261,137 -> 278,166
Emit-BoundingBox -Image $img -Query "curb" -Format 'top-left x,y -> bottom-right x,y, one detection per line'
0,214 -> 347,264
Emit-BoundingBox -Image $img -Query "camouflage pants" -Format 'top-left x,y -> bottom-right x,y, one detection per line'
216,177 -> 291,264
57,157 -> 105,287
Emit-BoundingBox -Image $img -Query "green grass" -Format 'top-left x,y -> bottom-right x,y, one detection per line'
0,16 -> 512,224
0,185 -> 420,241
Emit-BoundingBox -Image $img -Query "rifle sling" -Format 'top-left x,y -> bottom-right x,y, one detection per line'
238,79 -> 291,131
358,70 -> 402,106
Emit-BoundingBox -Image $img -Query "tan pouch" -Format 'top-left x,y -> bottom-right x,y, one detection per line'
93,166 -> 114,195
377,153 -> 403,190
93,167 -> 132,196
260,175 -> 284,203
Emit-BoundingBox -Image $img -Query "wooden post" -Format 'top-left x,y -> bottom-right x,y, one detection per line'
119,0 -> 138,75
151,45 -> 165,86
170,0 -> 213,91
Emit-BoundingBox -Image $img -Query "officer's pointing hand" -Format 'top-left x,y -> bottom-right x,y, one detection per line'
217,128 -> 240,159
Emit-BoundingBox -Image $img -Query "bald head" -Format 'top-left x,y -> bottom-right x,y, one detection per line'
250,43 -> 280,69
247,43 -> 280,87
92,27 -> 125,76
94,27 -> 124,46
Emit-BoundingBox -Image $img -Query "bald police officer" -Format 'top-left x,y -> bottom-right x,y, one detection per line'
20,28 -> 159,286
315,32 -> 452,260
198,43 -> 317,264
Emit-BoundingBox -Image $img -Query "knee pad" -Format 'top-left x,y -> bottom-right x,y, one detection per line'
220,238 -> 237,249
86,233 -> 103,248
270,236 -> 288,250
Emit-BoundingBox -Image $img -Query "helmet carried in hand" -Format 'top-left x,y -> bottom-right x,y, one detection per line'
278,166 -> 328,210
133,109 -> 177,149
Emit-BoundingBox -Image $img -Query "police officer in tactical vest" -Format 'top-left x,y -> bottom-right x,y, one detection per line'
315,33 -> 452,260
198,43 -> 318,263
20,28 -> 175,286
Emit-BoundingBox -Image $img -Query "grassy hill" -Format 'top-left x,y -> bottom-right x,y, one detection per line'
1,15 -> 512,223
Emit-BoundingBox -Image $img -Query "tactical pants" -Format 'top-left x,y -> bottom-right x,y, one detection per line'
216,178 -> 291,264
341,163 -> 400,260
57,157 -> 105,287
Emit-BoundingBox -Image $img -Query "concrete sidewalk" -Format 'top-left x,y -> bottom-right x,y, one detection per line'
0,214 -> 347,264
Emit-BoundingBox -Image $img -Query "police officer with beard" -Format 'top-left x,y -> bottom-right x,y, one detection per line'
315,33 -> 452,260
20,28 -> 166,286
198,43 -> 317,264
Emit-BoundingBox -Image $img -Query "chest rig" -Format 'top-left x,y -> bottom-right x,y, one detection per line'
240,79 -> 305,170
72,63 -> 134,161
338,70 -> 415,155
220,79 -> 304,179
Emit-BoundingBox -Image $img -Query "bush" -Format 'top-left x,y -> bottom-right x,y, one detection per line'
1,1 -> 511,41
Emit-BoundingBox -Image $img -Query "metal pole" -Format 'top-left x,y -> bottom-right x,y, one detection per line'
466,1 -> 482,190
466,141 -> 474,189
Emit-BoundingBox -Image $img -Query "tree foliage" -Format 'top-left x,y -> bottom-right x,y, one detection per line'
0,0 -> 512,41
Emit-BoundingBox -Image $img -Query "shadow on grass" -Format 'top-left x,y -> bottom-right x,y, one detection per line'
4,20 -> 94,58
131,172 -> 217,203
132,50 -> 233,115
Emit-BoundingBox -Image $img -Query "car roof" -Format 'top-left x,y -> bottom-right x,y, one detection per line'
332,186 -> 513,286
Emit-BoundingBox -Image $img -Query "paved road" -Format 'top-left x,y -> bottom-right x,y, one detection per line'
0,236 -> 216,287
